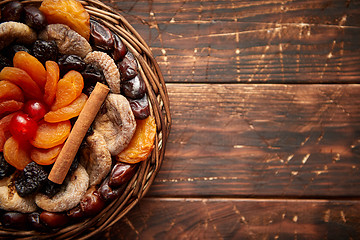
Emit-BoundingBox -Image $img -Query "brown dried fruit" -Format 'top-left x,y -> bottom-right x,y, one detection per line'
0,22 -> 37,51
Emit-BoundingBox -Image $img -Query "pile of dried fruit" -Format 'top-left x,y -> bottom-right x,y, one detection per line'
0,0 -> 156,231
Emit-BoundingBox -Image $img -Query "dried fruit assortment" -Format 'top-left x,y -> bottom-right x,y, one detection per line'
0,0 -> 156,231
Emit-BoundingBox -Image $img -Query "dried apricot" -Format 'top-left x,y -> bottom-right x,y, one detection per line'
0,81 -> 24,102
31,144 -> 63,165
0,67 -> 42,100
116,116 -> 156,164
0,112 -> 18,151
44,93 -> 87,123
30,120 -> 71,149
13,51 -> 47,89
44,61 -> 59,106
0,100 -> 24,117
51,70 -> 84,111
3,137 -> 32,170
39,0 -> 90,40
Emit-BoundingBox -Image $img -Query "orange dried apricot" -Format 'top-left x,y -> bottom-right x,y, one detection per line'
3,137 -> 32,170
30,120 -> 71,149
116,116 -> 156,164
31,144 -> 63,165
13,51 -> 47,89
0,112 -> 18,152
44,61 -> 60,106
0,67 -> 42,100
44,93 -> 87,123
0,81 -> 24,102
0,100 -> 24,117
51,70 -> 84,111
39,0 -> 90,40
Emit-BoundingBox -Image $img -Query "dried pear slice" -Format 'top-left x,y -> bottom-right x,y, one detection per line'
39,24 -> 92,58
35,164 -> 89,212
84,51 -> 121,94
0,22 -> 37,51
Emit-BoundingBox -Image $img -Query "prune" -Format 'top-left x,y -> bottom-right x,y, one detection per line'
109,162 -> 137,188
90,19 -> 114,51
40,179 -> 62,198
24,6 -> 47,31
3,44 -> 31,60
28,212 -> 47,231
82,64 -> 106,95
0,54 -> 11,72
99,177 -> 126,201
0,212 -> 28,229
40,211 -> 69,229
1,1 -> 23,22
15,162 -> 48,197
121,75 -> 146,99
79,187 -> 105,216
113,33 -> 127,61
0,152 -> 15,179
32,40 -> 58,64
118,51 -> 138,81
128,94 -> 150,119
58,55 -> 86,75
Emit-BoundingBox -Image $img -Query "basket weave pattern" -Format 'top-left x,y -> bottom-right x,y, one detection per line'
0,0 -> 171,238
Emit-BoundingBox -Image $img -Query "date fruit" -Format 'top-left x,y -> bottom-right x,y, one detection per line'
128,94 -> 150,119
1,1 -> 23,22
118,51 -> 138,81
90,19 -> 114,51
40,211 -> 69,229
109,162 -> 137,188
0,212 -> 28,229
121,75 -> 146,99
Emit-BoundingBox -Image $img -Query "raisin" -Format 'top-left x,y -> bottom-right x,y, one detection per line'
0,152 -> 15,179
128,94 -> 150,119
32,40 -> 58,64
121,74 -> 146,99
0,54 -> 11,71
15,162 -> 48,197
58,55 -> 86,75
118,51 -> 138,81
90,19 -> 114,51
24,6 -> 47,31
1,1 -> 23,22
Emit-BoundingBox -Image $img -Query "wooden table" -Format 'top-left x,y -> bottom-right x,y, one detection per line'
95,0 -> 360,239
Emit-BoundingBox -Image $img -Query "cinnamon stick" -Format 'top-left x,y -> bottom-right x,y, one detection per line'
48,82 -> 109,184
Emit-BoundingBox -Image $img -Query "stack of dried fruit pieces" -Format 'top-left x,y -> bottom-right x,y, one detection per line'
0,0 -> 156,231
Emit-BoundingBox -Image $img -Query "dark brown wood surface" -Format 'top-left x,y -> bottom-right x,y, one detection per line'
94,0 -> 360,239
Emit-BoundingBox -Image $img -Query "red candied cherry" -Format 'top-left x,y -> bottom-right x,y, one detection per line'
9,112 -> 38,140
24,100 -> 48,121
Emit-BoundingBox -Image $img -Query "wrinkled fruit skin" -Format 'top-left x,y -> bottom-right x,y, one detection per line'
0,152 -> 15,179
121,75 -> 146,100
1,1 -> 23,22
32,40 -> 58,64
58,54 -> 86,75
128,94 -> 150,119
118,51 -> 138,81
24,6 -> 47,31
15,162 -> 48,197
90,19 -> 114,51
109,162 -> 137,188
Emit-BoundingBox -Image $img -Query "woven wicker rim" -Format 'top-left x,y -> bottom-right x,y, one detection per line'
0,0 -> 171,239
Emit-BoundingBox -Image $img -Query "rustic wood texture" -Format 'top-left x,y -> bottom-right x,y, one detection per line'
105,0 -> 360,83
95,0 -> 360,239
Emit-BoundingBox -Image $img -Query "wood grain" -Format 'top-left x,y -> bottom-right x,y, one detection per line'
92,198 -> 360,240
103,0 -> 360,84
148,83 -> 360,198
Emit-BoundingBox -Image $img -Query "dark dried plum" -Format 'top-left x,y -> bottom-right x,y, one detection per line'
24,6 -> 47,31
128,93 -> 150,119
113,33 -> 127,61
39,179 -> 62,198
1,1 -> 23,22
109,163 -> 137,188
118,51 -> 138,81
121,74 -> 146,99
82,64 -> 106,95
58,55 -> 86,75
3,44 -> 31,60
0,212 -> 28,229
32,40 -> 58,64
15,162 -> 47,197
0,152 -> 15,179
0,54 -> 11,71
90,19 -> 114,51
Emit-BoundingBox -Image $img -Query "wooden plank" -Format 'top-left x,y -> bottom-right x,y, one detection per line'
148,84 -> 360,197
103,0 -> 360,84
94,198 -> 360,239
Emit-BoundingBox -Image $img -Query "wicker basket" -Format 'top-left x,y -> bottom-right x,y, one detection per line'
0,0 -> 171,239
